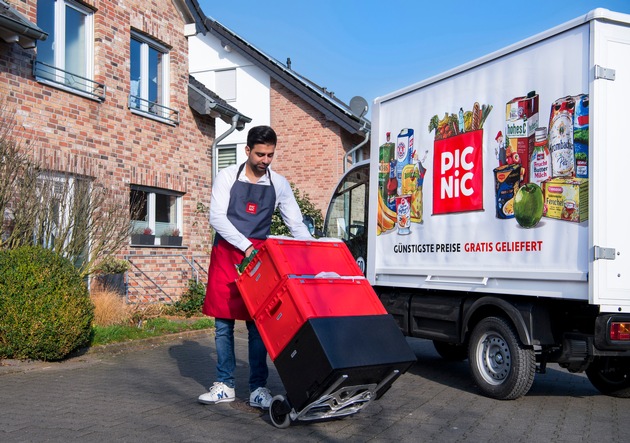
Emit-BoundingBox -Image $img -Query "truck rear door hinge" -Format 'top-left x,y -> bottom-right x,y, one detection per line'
594,65 -> 616,81
594,246 -> 616,260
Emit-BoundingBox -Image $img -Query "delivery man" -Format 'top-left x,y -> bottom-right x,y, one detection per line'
198,125 -> 313,409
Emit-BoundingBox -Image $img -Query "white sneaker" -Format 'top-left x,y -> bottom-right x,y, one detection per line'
249,387 -> 272,410
198,382 -> 235,404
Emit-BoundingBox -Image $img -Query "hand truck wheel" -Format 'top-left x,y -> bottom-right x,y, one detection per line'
269,395 -> 291,429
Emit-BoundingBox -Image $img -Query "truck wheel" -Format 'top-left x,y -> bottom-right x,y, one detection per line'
585,357 -> 630,398
433,340 -> 468,361
468,316 -> 535,400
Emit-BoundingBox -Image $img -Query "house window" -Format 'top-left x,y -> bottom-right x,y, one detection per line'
37,174 -> 91,267
215,69 -> 236,101
217,145 -> 237,174
129,30 -> 172,121
130,186 -> 182,245
35,0 -> 99,98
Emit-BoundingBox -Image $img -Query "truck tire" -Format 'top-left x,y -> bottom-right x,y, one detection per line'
468,316 -> 535,400
433,340 -> 468,361
585,357 -> 630,398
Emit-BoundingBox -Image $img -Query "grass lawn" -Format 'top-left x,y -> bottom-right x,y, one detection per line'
91,317 -> 214,347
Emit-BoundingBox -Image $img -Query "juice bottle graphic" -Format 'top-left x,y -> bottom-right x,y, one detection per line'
530,127 -> 551,185
386,160 -> 398,212
378,132 -> 395,202
573,94 -> 589,179
396,128 -> 414,196
549,96 -> 575,177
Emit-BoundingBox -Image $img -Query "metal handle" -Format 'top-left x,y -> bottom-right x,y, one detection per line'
426,275 -> 489,285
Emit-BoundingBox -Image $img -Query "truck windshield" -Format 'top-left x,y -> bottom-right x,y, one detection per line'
323,164 -> 369,269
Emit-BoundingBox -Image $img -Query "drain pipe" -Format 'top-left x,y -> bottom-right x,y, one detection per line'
211,113 -> 244,182
344,121 -> 370,172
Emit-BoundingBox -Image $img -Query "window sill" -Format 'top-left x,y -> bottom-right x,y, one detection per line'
130,107 -> 178,126
130,244 -> 187,249
35,77 -> 106,102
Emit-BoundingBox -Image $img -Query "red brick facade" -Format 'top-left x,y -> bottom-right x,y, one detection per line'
1,1 -> 366,303
0,0 -> 214,303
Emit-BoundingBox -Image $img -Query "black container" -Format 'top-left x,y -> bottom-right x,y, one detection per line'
273,314 -> 417,412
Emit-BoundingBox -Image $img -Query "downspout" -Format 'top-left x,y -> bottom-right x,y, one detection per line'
211,113 -> 242,182
344,121 -> 370,172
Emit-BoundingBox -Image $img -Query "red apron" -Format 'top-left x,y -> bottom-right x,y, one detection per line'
203,164 -> 276,320
203,237 -> 265,320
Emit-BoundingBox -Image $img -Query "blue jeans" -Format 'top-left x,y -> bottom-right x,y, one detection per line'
214,318 -> 268,392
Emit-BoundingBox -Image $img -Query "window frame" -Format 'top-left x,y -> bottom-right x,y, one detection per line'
34,0 -> 101,101
36,172 -> 92,267
215,68 -> 237,102
130,185 -> 183,246
129,30 -> 177,125
216,144 -> 237,177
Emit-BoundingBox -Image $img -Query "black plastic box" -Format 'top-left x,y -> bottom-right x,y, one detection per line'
273,315 -> 417,411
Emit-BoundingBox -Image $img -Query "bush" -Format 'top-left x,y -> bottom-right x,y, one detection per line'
91,287 -> 129,327
0,246 -> 94,361
171,279 -> 206,317
93,256 -> 131,274
271,183 -> 323,236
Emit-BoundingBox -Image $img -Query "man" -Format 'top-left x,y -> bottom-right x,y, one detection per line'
199,125 -> 313,409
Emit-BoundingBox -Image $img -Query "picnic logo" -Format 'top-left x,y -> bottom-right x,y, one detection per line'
246,202 -> 258,214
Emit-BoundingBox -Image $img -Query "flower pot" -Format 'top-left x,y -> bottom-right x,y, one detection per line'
96,273 -> 126,295
131,234 -> 155,245
160,235 -> 183,246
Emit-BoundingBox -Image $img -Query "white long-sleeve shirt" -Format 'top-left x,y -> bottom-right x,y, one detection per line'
209,163 -> 313,252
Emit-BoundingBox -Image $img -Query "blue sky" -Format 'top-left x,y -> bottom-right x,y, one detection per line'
198,1 -> 630,118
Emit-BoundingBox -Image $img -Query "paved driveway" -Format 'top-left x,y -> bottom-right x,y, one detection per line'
0,325 -> 627,442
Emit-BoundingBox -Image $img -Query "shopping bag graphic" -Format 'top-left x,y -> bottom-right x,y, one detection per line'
432,129 -> 484,215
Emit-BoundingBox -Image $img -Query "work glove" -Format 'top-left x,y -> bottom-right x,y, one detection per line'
236,248 -> 258,275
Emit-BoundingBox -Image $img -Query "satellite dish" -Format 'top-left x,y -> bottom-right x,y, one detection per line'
349,96 -> 369,118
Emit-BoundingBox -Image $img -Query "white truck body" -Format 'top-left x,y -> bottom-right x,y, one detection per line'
369,8 -> 629,312
324,8 -> 630,399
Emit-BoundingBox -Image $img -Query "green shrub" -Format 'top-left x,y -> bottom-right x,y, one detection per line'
171,279 -> 206,317
93,256 -> 131,274
0,246 -> 94,361
271,183 -> 323,236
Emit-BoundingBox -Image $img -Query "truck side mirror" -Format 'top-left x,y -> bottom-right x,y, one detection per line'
303,215 -> 315,235
302,215 -> 323,237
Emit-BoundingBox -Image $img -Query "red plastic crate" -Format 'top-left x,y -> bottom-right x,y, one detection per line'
253,277 -> 387,360
236,238 -> 363,317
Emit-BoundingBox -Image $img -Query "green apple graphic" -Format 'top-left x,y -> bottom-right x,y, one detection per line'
514,183 -> 544,228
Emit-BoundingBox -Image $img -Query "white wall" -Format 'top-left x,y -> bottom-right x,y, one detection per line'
188,30 -> 271,164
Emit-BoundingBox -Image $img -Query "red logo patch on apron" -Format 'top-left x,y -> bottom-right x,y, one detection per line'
246,202 -> 258,214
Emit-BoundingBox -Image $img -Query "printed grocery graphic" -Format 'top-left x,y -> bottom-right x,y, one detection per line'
429,102 -> 492,215
493,91 -> 589,228
377,129 -> 428,236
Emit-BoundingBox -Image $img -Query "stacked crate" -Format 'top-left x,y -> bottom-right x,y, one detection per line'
236,238 -> 416,412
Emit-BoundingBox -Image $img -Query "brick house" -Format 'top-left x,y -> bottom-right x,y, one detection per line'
0,0 -> 370,303
0,0 -> 250,302
185,0 -> 371,214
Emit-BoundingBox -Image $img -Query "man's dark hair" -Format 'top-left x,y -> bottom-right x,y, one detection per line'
247,125 -> 277,148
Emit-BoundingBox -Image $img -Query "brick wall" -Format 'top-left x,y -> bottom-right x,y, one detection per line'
269,78 -> 365,215
0,0 -> 215,302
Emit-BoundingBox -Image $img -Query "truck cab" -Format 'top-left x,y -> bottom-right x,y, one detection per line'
323,160 -> 370,274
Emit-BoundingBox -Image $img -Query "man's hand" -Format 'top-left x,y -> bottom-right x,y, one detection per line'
237,247 -> 258,275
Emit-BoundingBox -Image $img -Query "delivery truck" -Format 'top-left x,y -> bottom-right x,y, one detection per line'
323,8 -> 630,400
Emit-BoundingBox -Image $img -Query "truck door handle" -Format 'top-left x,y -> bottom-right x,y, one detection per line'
425,275 -> 489,286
